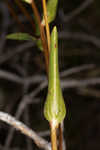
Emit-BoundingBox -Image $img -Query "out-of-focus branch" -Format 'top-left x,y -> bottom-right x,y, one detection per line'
77,88 -> 100,98
15,0 -> 36,33
1,70 -> 100,149
37,130 -> 50,137
24,108 -> 34,150
3,81 -> 47,149
0,64 -> 95,84
0,70 -> 46,85
0,111 -> 51,150
61,78 -> 100,89
59,0 -> 94,23
5,0 -> 25,31
59,31 -> 100,48
0,70 -> 100,90
0,70 -> 23,84
60,64 -> 95,77
0,41 -> 34,64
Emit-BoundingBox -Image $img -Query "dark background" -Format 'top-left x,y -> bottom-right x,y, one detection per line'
0,0 -> 100,150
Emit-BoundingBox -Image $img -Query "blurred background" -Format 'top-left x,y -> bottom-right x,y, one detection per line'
0,0 -> 100,150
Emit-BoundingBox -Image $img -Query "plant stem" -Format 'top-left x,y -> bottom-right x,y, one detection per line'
58,124 -> 63,150
0,111 -> 50,150
30,0 -> 49,74
50,122 -> 58,150
42,0 -> 50,52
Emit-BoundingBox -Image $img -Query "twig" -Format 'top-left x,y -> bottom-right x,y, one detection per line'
0,70 -> 46,85
59,0 -> 94,23
5,0 -> 25,31
0,111 -> 51,150
1,75 -> 100,149
24,108 -> 33,150
77,87 -> 100,98
38,130 -> 50,137
42,0 -> 50,51
4,81 -> 47,149
60,64 -> 95,77
0,64 -> 95,84
50,122 -> 58,150
0,41 -> 34,64
58,124 -> 63,150
30,0 -> 49,74
61,78 -> 100,89
0,70 -> 100,91
59,31 -> 100,48
0,70 -> 23,84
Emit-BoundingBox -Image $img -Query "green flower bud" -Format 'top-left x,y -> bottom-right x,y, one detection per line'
44,26 -> 66,126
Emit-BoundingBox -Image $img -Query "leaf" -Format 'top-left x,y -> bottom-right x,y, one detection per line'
6,33 -> 36,41
7,33 -> 43,51
44,26 -> 66,126
42,0 -> 58,25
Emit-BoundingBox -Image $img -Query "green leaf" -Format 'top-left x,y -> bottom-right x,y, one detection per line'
7,32 -> 43,51
6,33 -> 36,41
42,0 -> 58,25
44,26 -> 66,126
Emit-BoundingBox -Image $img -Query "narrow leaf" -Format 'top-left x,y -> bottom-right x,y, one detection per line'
6,33 -> 36,41
7,32 -> 43,51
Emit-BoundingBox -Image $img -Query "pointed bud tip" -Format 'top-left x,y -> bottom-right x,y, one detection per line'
52,26 -> 57,34
51,26 -> 58,45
